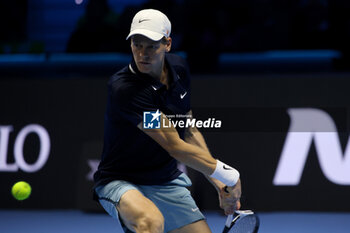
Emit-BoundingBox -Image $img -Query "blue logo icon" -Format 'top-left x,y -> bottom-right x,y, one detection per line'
143,110 -> 161,129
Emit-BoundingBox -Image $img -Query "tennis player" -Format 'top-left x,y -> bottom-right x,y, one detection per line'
94,9 -> 242,233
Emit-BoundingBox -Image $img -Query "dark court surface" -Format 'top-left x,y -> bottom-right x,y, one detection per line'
1,210 -> 350,233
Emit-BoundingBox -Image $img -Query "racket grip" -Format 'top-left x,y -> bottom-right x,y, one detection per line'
225,214 -> 233,227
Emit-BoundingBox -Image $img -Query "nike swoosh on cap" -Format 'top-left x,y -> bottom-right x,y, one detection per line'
139,19 -> 150,23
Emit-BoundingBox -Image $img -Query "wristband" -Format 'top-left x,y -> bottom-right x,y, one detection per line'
210,160 -> 240,186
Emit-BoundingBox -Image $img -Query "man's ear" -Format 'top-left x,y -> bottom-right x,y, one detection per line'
166,37 -> 172,52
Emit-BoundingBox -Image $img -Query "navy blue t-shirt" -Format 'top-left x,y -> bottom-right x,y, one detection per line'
94,53 -> 191,186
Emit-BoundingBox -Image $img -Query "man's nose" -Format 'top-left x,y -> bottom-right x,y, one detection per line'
139,48 -> 149,58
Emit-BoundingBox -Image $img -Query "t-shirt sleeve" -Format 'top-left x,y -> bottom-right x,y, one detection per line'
109,80 -> 158,126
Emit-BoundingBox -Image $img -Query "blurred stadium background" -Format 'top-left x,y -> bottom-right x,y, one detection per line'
1,0 -> 350,232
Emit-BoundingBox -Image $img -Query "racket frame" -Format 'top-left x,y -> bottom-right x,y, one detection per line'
223,210 -> 259,233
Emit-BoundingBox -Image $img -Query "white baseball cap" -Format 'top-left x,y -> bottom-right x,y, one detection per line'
126,9 -> 171,41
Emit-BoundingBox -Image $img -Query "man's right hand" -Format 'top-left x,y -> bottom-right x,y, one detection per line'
219,179 -> 242,215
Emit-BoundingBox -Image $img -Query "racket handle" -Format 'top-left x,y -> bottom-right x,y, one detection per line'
225,214 -> 233,227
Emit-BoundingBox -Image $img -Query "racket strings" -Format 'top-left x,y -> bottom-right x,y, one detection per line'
229,215 -> 259,233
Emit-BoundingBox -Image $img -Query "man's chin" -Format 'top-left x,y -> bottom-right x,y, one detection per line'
137,64 -> 152,73
139,67 -> 152,74
139,69 -> 151,74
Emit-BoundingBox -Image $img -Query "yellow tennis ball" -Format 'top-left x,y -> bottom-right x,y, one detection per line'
11,181 -> 31,201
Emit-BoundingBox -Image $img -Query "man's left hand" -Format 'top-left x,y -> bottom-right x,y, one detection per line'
219,179 -> 242,215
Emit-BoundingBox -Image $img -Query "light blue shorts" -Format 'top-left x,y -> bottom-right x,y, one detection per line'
95,173 -> 205,233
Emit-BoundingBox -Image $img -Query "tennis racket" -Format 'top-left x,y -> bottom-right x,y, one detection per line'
222,210 -> 260,233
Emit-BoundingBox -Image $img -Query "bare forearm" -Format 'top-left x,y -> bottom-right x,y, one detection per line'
169,140 -> 216,175
184,128 -> 225,190
184,126 -> 210,151
184,125 -> 242,213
